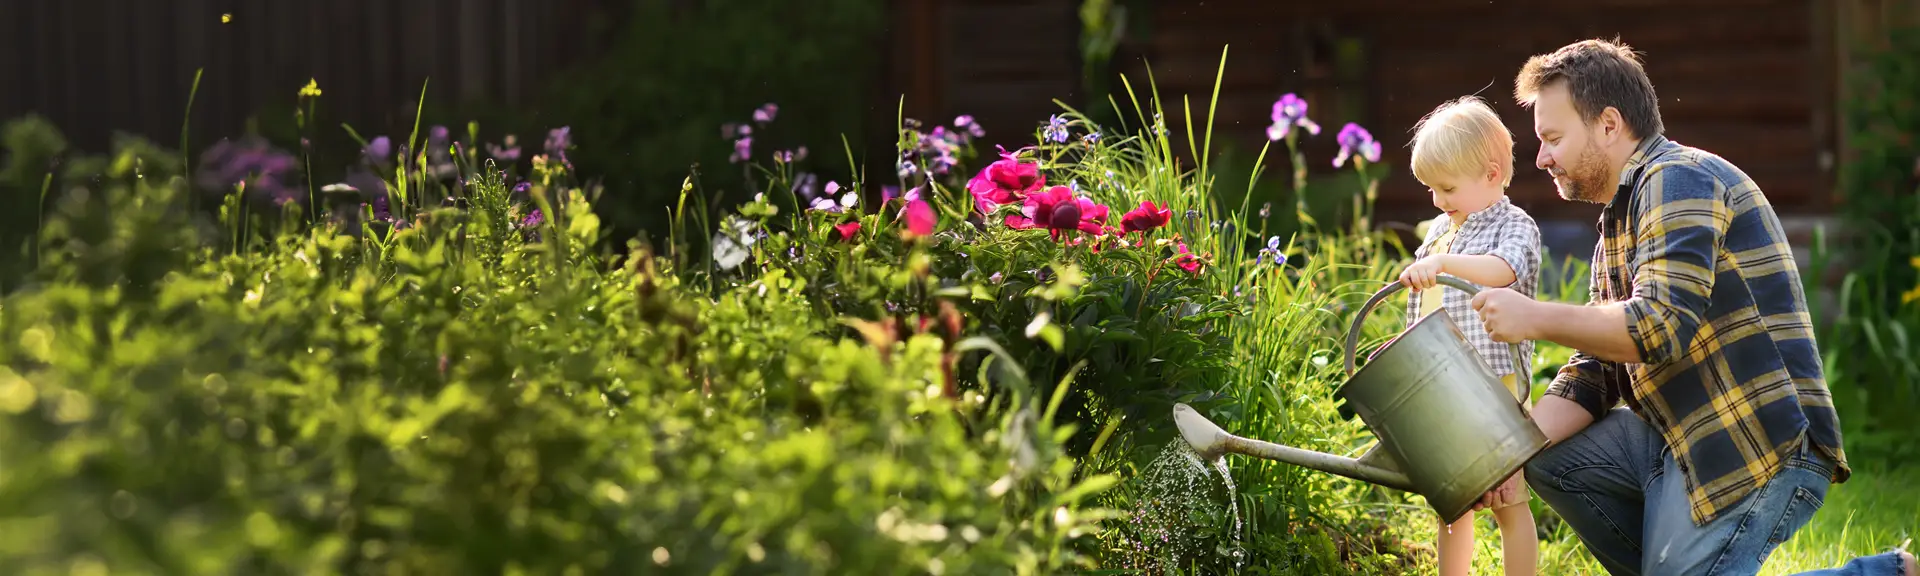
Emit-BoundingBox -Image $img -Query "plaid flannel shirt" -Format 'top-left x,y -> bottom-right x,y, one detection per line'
1544,134 -> 1850,526
1405,196 -> 1542,378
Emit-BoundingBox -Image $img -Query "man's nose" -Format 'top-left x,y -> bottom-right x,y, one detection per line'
1535,146 -> 1552,171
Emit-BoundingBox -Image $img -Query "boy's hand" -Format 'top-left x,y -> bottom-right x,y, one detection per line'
1398,255 -> 1446,290
1473,471 -> 1526,510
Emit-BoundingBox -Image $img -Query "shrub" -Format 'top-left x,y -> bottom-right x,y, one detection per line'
1833,20 -> 1920,463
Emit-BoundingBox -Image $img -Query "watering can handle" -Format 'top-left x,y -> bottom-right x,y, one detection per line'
1342,275 -> 1530,403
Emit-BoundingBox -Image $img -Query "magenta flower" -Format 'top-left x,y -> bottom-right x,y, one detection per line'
1120,200 -> 1172,237
753,103 -> 779,124
1005,185 -> 1069,230
966,149 -> 1045,211
1010,186 -> 1105,239
834,221 -> 862,243
1073,198 -> 1111,236
1267,93 -> 1322,141
902,198 -> 937,239
1333,123 -> 1382,168
1172,243 -> 1205,274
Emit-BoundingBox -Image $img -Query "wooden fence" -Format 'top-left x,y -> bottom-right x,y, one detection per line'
0,0 -> 616,153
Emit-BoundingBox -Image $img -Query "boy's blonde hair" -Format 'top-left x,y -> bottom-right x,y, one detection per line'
1409,96 -> 1514,189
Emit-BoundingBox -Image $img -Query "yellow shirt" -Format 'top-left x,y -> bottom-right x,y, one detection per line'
1418,220 -> 1528,407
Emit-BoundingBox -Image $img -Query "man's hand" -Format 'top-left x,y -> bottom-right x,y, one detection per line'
1398,255 -> 1446,291
1470,287 -> 1540,343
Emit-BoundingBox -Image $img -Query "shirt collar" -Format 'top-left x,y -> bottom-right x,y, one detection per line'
1616,134 -> 1670,188
1603,134 -> 1670,214
1460,195 -> 1512,227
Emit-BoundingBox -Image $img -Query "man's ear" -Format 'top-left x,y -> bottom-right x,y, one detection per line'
1600,107 -> 1625,145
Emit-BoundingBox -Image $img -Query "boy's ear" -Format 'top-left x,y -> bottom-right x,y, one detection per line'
1484,160 -> 1502,186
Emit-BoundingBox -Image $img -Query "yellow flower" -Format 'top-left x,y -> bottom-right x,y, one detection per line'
1910,256 -> 1920,271
1904,285 -> 1920,306
298,78 -> 322,98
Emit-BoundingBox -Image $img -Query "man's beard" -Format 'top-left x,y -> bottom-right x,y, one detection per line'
1553,140 -> 1614,204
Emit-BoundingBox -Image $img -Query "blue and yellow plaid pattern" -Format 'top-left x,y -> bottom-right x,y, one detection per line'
1544,134 -> 1850,526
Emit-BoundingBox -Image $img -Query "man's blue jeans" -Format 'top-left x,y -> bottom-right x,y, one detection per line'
1525,407 -> 1907,575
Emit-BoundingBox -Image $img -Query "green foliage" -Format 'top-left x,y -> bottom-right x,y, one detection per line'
0,160 -> 1111,573
1833,21 -> 1920,464
0,117 -> 187,293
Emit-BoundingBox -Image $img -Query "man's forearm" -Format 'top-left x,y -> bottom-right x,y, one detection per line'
1530,301 -> 1641,364
1531,395 -> 1597,446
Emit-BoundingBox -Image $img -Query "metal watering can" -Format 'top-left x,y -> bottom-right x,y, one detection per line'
1173,275 -> 1547,523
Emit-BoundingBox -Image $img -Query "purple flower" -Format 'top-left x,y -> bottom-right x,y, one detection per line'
423,126 -> 457,180
487,135 -> 521,163
345,169 -> 388,201
955,115 -> 985,139
730,136 -> 753,164
1333,123 -> 1382,168
519,208 -> 544,242
722,123 -> 752,139
792,172 -> 819,201
371,195 -> 392,221
1044,115 -> 1070,143
512,181 -> 532,197
1255,236 -> 1286,267
773,150 -> 793,164
194,137 -> 302,207
544,127 -> 571,163
753,103 -> 779,124
882,186 -> 902,204
1267,94 -> 1322,141
795,146 -> 809,162
363,136 -> 393,169
809,181 -> 858,213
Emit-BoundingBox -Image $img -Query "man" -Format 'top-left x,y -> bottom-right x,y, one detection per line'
1469,38 -> 1916,575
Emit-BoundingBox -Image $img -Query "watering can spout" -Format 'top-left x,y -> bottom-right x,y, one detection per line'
1172,403 -> 1418,493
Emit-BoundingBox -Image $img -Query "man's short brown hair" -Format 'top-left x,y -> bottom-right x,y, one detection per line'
1514,38 -> 1664,140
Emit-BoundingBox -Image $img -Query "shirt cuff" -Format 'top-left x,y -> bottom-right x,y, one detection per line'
1544,376 -> 1611,421
1621,297 -> 1670,365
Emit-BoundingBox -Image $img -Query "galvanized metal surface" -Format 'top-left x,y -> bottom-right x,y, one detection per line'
1175,275 -> 1547,525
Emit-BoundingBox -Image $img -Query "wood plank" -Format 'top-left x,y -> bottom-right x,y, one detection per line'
503,0 -> 523,107
460,0 -> 487,105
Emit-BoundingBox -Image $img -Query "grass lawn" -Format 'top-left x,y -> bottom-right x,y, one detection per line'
1411,463 -> 1919,574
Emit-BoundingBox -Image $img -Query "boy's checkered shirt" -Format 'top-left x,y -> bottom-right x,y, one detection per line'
1403,196 -> 1543,378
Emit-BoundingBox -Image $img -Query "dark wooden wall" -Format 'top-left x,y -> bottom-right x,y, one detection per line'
888,0 -> 1081,155
0,0 -> 614,153
1124,0 -> 1838,226
883,0 -> 1847,226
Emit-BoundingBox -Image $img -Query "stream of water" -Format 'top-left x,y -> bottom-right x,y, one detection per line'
1116,441 -> 1246,573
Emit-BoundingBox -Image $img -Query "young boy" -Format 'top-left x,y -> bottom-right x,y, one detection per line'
1399,96 -> 1543,576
